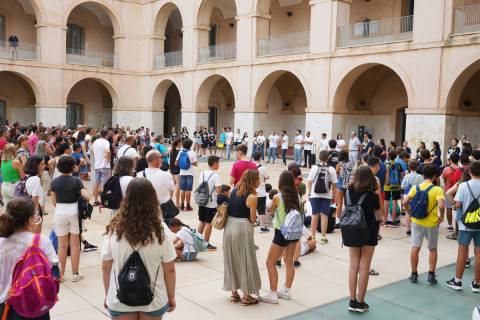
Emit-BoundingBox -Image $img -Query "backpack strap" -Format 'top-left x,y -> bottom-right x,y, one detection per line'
466,182 -> 480,202
357,193 -> 369,206
345,189 -> 352,207
32,233 -> 41,248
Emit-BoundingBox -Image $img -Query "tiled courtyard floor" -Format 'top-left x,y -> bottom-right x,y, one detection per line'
41,160 -> 471,320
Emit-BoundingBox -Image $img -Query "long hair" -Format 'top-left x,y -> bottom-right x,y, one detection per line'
278,171 -> 300,212
237,169 -> 259,197
350,166 -> 378,193
1,143 -> 16,161
105,178 -> 164,246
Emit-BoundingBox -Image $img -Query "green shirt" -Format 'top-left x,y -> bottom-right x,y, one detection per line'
1,160 -> 20,183
274,195 -> 287,230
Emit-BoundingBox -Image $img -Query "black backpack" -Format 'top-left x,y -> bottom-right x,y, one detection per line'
314,165 -> 331,194
461,182 -> 480,229
114,245 -> 159,307
340,190 -> 369,247
327,150 -> 339,168
78,198 -> 93,220
101,175 -> 123,209
194,172 -> 215,206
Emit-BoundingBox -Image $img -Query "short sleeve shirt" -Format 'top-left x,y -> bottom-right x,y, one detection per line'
176,150 -> 197,176
93,138 -> 111,169
117,144 -> 139,159
408,181 -> 445,228
51,175 -> 84,204
199,169 -> 222,208
281,136 -> 289,149
25,175 -> 43,198
230,160 -> 257,186
307,164 -> 338,199
294,135 -> 303,149
268,135 -> 279,148
454,180 -> 480,231
349,137 -> 361,151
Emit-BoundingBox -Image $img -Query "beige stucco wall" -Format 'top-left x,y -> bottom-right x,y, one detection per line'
0,0 -> 37,45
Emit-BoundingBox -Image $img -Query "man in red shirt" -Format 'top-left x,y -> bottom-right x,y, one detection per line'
442,153 -> 462,237
230,144 -> 257,186
0,128 -> 9,153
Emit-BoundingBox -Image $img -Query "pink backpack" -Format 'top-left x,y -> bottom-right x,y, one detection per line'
2,234 -> 59,319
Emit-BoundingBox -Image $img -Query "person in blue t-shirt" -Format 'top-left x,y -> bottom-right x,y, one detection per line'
154,135 -> 169,170
395,150 -> 410,173
71,143 -> 84,178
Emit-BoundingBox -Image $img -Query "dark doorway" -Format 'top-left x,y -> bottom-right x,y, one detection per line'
395,107 -> 407,144
208,106 -> 217,130
66,103 -> 84,128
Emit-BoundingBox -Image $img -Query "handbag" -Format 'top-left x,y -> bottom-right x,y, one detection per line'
212,203 -> 228,230
217,142 -> 224,148
160,199 -> 179,220
78,198 -> 93,220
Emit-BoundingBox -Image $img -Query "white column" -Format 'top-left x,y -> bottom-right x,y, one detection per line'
36,24 -> 63,65
236,15 -> 254,62
305,112 -> 335,150
233,112 -> 259,152
413,0 -> 446,43
112,110 -> 164,134
182,112 -> 208,138
36,107 -> 66,127
182,26 -> 196,67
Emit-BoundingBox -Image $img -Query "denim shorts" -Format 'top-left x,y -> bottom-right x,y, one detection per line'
179,175 -> 194,191
94,168 -> 111,186
310,198 -> 332,215
182,251 -> 197,261
458,230 -> 480,247
109,303 -> 170,318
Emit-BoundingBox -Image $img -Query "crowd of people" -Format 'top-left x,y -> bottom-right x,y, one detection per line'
0,120 -> 479,319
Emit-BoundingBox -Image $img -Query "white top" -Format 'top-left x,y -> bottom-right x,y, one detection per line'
137,168 -> 174,204
294,135 -> 304,150
336,139 -> 346,151
304,137 -> 314,151
0,232 -> 58,303
281,135 -> 289,149
25,175 -> 43,198
268,135 -> 279,148
176,150 -> 197,176
199,169 -> 222,208
93,138 -> 111,169
349,136 -> 361,151
256,164 -> 269,197
117,144 -> 139,159
242,137 -> 249,145
101,233 -> 176,313
226,132 -> 234,145
256,135 -> 266,145
176,227 -> 195,253
307,164 -> 338,199
119,175 -> 134,198
234,133 -> 242,143
319,139 -> 329,151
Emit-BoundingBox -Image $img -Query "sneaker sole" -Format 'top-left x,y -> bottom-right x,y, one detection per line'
278,295 -> 291,300
83,248 -> 97,252
260,298 -> 279,304
471,286 -> 480,293
354,308 -> 368,313
446,284 -> 463,291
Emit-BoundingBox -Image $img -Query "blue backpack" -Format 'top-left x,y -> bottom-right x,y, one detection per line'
178,150 -> 191,170
387,162 -> 401,188
410,184 -> 435,219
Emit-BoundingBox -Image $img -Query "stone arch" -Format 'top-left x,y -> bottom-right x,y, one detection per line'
195,74 -> 237,113
196,0 -> 239,27
152,1 -> 184,36
63,0 -> 123,35
18,0 -> 46,25
445,57 -> 480,114
0,68 -> 43,105
152,79 -> 182,112
64,76 -> 120,108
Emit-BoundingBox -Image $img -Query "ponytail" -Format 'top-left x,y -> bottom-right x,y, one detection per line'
0,198 -> 35,237
0,213 -> 16,237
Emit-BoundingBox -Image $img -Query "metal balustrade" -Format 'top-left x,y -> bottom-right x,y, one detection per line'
197,42 -> 236,64
66,48 -> 117,68
454,4 -> 480,34
258,31 -> 310,57
154,50 -> 183,69
337,15 -> 413,48
0,40 -> 39,60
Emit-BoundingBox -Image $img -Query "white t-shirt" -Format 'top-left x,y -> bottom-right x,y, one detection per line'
281,136 -> 289,150
242,137 -> 249,145
319,139 -> 328,151
349,136 -> 361,151
176,227 -> 195,253
336,139 -> 346,151
256,135 -> 266,146
234,133 -> 242,143
101,234 -> 176,313
137,168 -> 174,204
307,164 -> 338,199
176,150 -> 197,176
117,144 -> 139,159
294,135 -> 304,150
268,135 -> 279,148
199,169 -> 222,208
304,137 -> 314,151
25,175 -> 43,198
119,175 -> 134,198
0,232 -> 58,303
93,138 -> 111,169
226,132 -> 234,145
256,164 -> 269,197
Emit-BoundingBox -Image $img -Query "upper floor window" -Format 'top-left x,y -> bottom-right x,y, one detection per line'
66,24 -> 84,54
0,15 -> 6,42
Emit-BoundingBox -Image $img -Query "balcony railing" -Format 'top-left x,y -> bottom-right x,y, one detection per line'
337,15 -> 413,48
66,48 -> 117,68
197,42 -> 236,64
154,50 -> 183,69
258,31 -> 310,57
0,41 -> 39,60
454,4 -> 480,34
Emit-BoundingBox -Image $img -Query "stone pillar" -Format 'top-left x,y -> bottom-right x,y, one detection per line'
36,107 -> 66,127
236,14 -> 254,62
234,112 -> 257,152
305,111 -> 336,151
181,26 -> 196,67
182,111 -> 208,138
413,0 -> 446,44
36,24 -> 63,65
112,110 -> 164,134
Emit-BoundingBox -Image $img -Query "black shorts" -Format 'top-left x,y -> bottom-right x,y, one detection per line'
198,206 -> 217,223
209,142 -> 216,148
367,221 -> 380,246
257,197 -> 266,215
384,190 -> 401,201
273,229 -> 299,247
201,142 -> 209,149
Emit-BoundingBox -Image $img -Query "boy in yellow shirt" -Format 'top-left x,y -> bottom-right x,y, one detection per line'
403,164 -> 445,284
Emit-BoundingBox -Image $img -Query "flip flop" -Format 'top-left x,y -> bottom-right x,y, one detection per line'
369,269 -> 380,276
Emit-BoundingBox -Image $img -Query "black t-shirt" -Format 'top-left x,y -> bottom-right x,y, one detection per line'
201,132 -> 209,144
51,175 -> 84,203
327,150 -> 339,168
345,189 -> 380,224
209,132 -> 216,143
136,158 -> 148,173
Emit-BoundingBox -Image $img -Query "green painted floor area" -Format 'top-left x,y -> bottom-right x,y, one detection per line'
284,261 -> 479,320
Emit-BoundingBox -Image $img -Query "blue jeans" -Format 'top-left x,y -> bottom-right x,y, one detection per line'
257,145 -> 265,160
281,149 -> 287,165
268,147 -> 277,163
294,148 -> 302,165
251,143 -> 257,159
226,144 -> 232,159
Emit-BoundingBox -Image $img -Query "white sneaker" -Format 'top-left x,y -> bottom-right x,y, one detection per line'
277,287 -> 291,300
71,273 -> 84,282
260,291 -> 279,304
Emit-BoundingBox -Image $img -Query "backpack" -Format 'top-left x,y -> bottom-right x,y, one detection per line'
190,229 -> 208,252
327,150 -> 339,168
78,197 -> 93,220
101,175 -> 123,210
279,195 -> 304,241
387,162 -> 401,189
460,182 -> 480,229
409,184 -> 435,219
3,234 -> 59,318
114,245 -> 159,307
313,164 -> 331,194
194,172 -> 215,206
13,176 -> 32,197
340,190 -> 369,247
178,150 -> 191,170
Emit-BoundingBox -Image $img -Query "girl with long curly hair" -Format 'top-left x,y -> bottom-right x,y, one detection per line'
223,169 -> 261,306
101,178 -> 177,319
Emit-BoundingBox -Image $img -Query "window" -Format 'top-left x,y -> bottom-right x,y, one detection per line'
66,103 -> 84,128
66,24 -> 84,54
0,15 -> 5,42
0,100 -> 6,126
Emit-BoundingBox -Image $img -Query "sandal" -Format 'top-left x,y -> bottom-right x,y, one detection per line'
369,269 -> 380,276
446,234 -> 457,240
241,295 -> 259,306
230,294 -> 240,304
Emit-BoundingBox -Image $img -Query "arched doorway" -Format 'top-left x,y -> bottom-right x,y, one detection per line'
153,3 -> 183,68
66,78 -> 114,128
0,71 -> 37,124
152,80 -> 182,136
196,0 -> 237,63
333,64 -> 409,144
0,0 -> 41,60
254,70 -> 307,142
65,1 -> 120,67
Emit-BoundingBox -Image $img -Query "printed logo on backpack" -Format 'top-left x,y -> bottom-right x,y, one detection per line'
314,165 -> 330,194
461,182 -> 480,229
